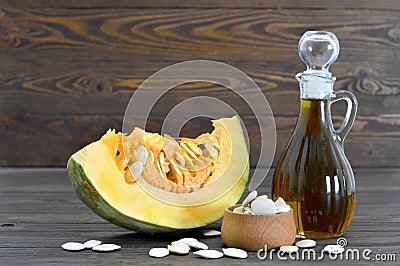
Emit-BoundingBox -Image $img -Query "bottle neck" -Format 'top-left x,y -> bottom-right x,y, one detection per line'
297,99 -> 333,132
296,71 -> 336,100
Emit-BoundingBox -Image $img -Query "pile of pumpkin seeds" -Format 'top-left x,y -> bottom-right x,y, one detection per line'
61,240 -> 121,252
61,191 -> 346,259
148,230 -> 248,259
280,241 -> 346,255
237,191 -> 346,256
233,190 -> 291,215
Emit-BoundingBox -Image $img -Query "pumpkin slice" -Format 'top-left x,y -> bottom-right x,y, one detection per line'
67,116 -> 249,233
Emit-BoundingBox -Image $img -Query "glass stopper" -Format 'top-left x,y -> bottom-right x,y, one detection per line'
298,31 -> 340,72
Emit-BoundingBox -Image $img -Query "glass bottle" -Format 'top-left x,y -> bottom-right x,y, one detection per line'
272,31 -> 358,239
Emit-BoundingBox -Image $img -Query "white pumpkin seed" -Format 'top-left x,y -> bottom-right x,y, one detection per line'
242,190 -> 257,206
148,150 -> 154,163
170,238 -> 207,250
296,239 -> 316,248
128,161 -> 143,180
251,198 -> 277,214
205,144 -> 218,158
202,230 -> 221,237
175,153 -> 185,167
149,247 -> 169,258
61,242 -> 85,251
222,248 -> 248,259
244,206 -> 252,212
123,156 -> 130,165
159,151 -> 165,165
200,138 -> 218,149
186,240 -> 208,250
280,245 -> 299,253
170,161 -> 183,178
275,197 -> 291,213
277,205 -> 291,213
244,206 -> 256,215
244,209 -> 256,215
186,142 -> 202,156
92,244 -> 121,252
256,195 -> 269,200
193,249 -> 223,259
233,206 -> 245,214
156,161 -> 168,179
180,142 -> 198,159
168,242 -> 190,255
83,240 -> 102,249
274,197 -> 286,206
182,153 -> 195,169
176,237 -> 198,242
159,152 -> 170,173
134,145 -> 148,164
323,244 -> 345,254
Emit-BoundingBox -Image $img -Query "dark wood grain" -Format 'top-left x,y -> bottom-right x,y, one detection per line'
3,0 -> 400,10
1,114 -> 399,167
0,168 -> 399,265
1,6 -> 400,62
0,3 -> 399,167
2,62 -> 399,116
2,6 -> 400,65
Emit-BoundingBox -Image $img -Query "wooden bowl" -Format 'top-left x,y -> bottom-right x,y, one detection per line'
221,204 -> 296,251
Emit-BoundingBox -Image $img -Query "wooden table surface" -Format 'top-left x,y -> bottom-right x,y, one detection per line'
1,168 -> 399,265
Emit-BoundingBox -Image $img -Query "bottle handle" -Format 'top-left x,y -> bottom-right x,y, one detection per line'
331,90 -> 358,143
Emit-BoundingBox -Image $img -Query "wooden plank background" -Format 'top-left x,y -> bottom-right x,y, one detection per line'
0,1 -> 399,167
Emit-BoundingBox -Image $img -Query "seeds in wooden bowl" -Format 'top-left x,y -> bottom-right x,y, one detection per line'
256,195 -> 269,200
251,198 -> 277,214
233,205 -> 245,213
275,197 -> 291,213
242,190 -> 257,206
239,190 -> 292,214
243,209 -> 256,215
243,206 -> 256,215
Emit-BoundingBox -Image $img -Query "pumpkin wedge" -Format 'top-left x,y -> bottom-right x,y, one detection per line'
67,116 -> 249,233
